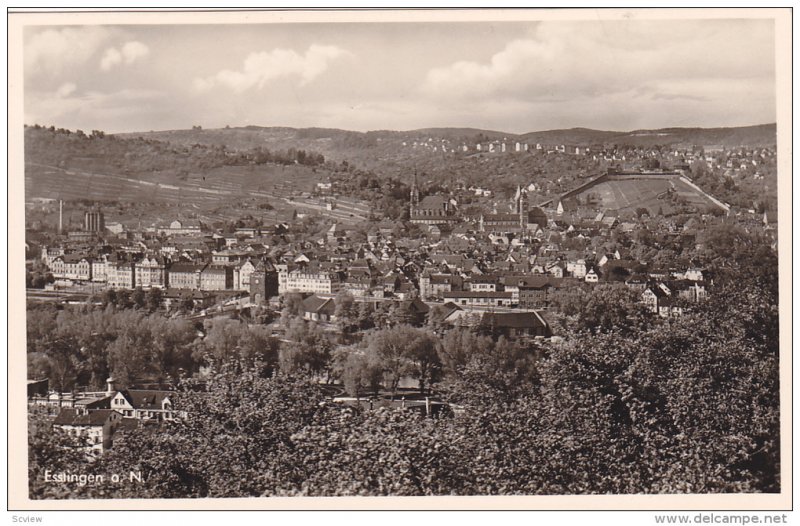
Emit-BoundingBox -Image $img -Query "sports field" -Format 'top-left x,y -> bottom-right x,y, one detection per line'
567,175 -> 722,214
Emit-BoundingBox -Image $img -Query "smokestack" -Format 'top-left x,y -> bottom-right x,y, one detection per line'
58,200 -> 63,234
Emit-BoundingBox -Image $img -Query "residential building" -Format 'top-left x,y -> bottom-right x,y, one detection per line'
107,261 -> 136,289
53,408 -> 123,454
441,291 -> 514,307
302,295 -> 337,322
50,255 -> 93,281
199,265 -> 234,291
134,255 -> 167,289
167,262 -> 206,290
233,259 -> 257,291
284,268 -> 343,295
479,311 -> 552,339
109,389 -> 178,421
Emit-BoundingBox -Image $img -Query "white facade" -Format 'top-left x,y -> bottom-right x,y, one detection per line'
284,269 -> 342,295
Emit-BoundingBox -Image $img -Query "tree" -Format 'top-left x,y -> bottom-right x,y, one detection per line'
333,292 -> 358,334
279,318 -> 334,377
28,407 -> 93,499
281,293 -> 305,320
550,283 -> 649,335
132,287 -> 146,309
437,329 -> 493,377
332,347 -> 383,399
92,367 -> 326,498
364,325 -> 441,397
180,297 -> 196,313
101,288 -> 118,308
146,288 -> 164,312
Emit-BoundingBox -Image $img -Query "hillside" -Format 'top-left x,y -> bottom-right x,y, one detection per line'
25,122 -> 777,221
121,123 -> 777,158
23,126 -> 332,208
519,124 -> 776,148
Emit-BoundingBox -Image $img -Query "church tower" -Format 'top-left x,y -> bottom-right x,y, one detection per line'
410,170 -> 420,218
516,186 -> 528,234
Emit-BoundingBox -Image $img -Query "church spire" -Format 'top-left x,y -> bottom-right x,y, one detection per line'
410,167 -> 420,217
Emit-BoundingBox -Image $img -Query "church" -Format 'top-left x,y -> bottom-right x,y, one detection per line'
408,175 -> 460,226
479,186 -> 548,237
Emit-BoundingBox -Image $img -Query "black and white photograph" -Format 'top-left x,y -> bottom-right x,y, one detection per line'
8,7 -> 792,514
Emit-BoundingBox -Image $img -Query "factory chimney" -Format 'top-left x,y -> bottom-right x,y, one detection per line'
58,200 -> 63,234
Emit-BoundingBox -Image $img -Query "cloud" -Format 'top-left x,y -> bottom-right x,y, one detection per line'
100,48 -> 122,71
194,44 -> 351,93
25,86 -> 166,130
100,41 -> 150,71
55,82 -> 77,98
25,26 -> 112,78
421,20 -> 775,105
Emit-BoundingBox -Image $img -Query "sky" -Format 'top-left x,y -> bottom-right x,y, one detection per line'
22,18 -> 776,134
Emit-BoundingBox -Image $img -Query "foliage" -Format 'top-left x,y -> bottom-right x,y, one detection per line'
549,283 -> 651,335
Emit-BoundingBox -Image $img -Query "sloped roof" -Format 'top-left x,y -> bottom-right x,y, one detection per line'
117,390 -> 172,409
53,408 -> 120,426
480,311 -> 549,330
302,295 -> 336,316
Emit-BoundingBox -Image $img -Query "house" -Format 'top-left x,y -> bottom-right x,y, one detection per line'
327,223 -> 346,244
478,311 -> 551,339
108,386 -> 178,422
162,288 -> 215,310
167,262 -> 206,290
233,259 -> 257,291
657,296 -> 684,318
513,277 -> 567,308
302,295 -> 337,322
134,255 -> 167,289
466,275 -> 498,292
566,258 -> 587,279
285,268 -> 343,295
157,219 -> 202,237
641,286 -> 667,314
50,254 -> 93,281
199,265 -> 234,291
584,269 -> 599,283
343,276 -> 373,297
53,408 -> 124,454
107,261 -> 136,289
684,268 -> 705,281
90,254 -> 115,283
441,291 -> 513,307
397,297 -> 430,325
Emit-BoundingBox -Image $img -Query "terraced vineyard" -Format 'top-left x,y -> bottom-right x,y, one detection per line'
24,156 -> 324,205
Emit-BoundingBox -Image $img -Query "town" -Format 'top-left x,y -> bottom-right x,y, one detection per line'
25,124 -> 780,498
15,10 -> 786,507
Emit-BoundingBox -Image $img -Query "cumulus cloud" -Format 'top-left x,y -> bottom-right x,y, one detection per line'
100,41 -> 150,71
25,26 -> 112,78
194,44 -> 351,93
422,20 -> 775,105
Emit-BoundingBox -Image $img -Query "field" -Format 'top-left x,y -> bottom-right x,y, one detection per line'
563,175 -> 725,215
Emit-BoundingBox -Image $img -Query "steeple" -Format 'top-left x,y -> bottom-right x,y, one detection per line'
517,186 -> 528,237
410,168 -> 420,217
